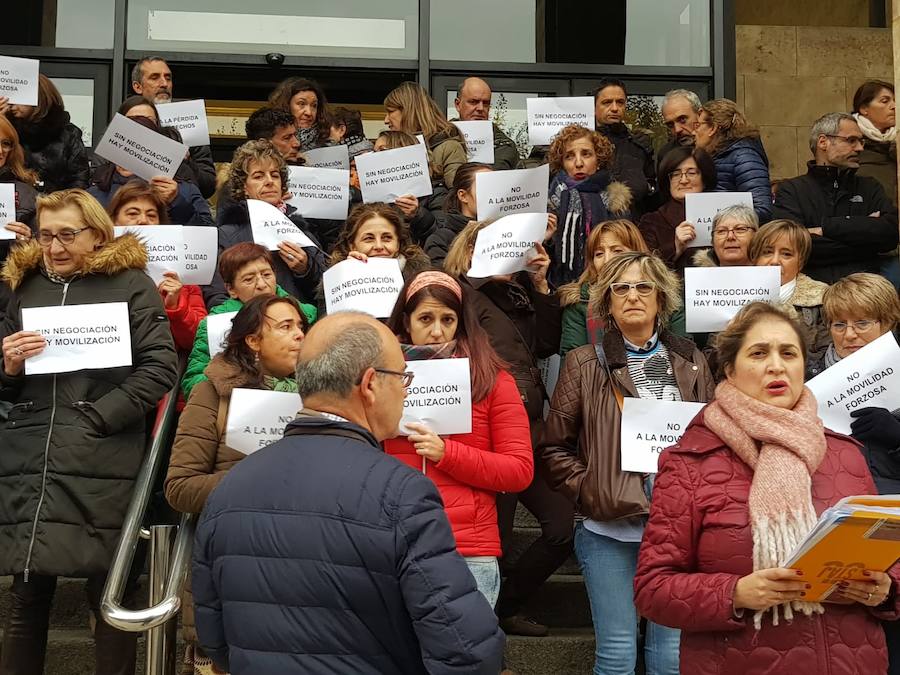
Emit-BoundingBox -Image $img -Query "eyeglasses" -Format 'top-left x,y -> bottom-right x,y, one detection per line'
37,227 -> 91,247
830,319 -> 880,334
712,225 -> 756,239
669,168 -> 701,182
826,134 -> 866,147
0,140 -> 13,151
610,281 -> 657,297
373,368 -> 415,388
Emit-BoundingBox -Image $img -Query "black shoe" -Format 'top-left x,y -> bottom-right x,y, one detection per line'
500,614 -> 549,637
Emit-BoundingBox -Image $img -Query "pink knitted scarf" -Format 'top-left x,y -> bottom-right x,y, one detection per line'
704,380 -> 827,627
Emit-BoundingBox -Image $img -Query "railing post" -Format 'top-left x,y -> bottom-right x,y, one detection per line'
145,525 -> 178,675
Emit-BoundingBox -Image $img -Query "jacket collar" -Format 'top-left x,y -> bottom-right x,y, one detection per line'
284,409 -> 380,449
601,326 -> 698,370
789,273 -> 827,308
206,355 -> 262,398
806,160 -> 857,186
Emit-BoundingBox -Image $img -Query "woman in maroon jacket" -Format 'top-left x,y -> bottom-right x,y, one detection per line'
634,302 -> 900,675
384,271 -> 534,607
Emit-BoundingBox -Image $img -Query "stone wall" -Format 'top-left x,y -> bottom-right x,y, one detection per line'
735,25 -> 893,180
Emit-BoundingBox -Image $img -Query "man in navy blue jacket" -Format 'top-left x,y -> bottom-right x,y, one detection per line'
192,312 -> 505,675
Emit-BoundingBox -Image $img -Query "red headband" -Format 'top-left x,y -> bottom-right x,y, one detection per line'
405,271 -> 463,302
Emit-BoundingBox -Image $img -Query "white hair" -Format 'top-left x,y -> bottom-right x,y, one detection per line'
663,89 -> 702,112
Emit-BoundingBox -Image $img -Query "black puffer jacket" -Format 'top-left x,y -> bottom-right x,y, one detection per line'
0,234 -> 178,577
425,211 -> 470,267
10,109 -> 90,193
597,122 -> 656,216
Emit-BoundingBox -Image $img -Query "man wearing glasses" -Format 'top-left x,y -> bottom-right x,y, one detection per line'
772,112 -> 899,284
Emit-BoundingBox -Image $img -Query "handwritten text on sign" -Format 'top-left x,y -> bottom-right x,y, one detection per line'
286,166 -> 350,220
0,55 -> 39,106
225,388 -> 302,455
527,97 -> 594,146
323,257 -> 404,318
355,143 -> 433,203
452,120 -> 494,164
0,183 -> 15,239
683,266 -> 780,333
806,331 -> 900,435
206,311 -> 238,358
620,398 -> 706,473
303,144 -> 350,170
94,113 -> 187,181
467,212 -> 548,278
476,164 -> 549,220
400,358 -> 473,436
22,302 -> 133,375
247,199 -> 317,251
684,192 -> 754,248
155,99 -> 210,147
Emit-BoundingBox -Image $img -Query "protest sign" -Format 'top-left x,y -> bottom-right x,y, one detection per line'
247,198 -> 317,251
225,388 -> 302,455
355,143 -> 433,203
527,96 -> 594,146
114,225 -> 183,284
181,226 -> 218,285
476,164 -> 549,220
452,120 -> 494,164
0,55 -> 39,106
287,166 -> 350,220
322,257 -> 404,318
94,113 -> 187,181
467,212 -> 548,278
206,311 -> 238,357
684,192 -> 755,248
22,302 -> 132,375
0,183 -> 15,240
400,358 -> 473,437
683,266 -> 780,333
806,331 -> 900,435
155,99 -> 210,147
303,144 -> 350,170
620,398 -> 706,473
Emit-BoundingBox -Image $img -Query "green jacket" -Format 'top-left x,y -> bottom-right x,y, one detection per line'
182,286 -> 315,400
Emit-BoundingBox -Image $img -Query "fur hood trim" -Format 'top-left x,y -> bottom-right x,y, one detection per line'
205,355 -> 260,398
691,248 -> 717,268
604,181 -> 632,215
789,273 -> 827,308
2,233 -> 148,291
558,281 -> 589,307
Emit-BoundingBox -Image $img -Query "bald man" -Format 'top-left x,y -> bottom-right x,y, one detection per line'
454,77 -> 521,171
193,313 -> 505,675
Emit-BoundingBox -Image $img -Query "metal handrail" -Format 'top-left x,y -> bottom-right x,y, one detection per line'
101,363 -> 195,634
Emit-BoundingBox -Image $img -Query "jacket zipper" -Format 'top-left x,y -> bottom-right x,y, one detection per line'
23,281 -> 69,582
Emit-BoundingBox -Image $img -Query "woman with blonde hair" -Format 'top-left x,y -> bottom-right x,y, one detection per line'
694,98 -> 772,222
383,81 -> 467,186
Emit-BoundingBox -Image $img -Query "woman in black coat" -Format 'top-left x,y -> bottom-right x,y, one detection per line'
0,189 -> 177,674
1,74 -> 90,193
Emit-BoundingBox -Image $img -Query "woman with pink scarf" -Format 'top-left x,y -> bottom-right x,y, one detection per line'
634,302 -> 900,675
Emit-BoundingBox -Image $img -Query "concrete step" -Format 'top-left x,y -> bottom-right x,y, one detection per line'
39,629 -> 155,675
504,628 -> 596,675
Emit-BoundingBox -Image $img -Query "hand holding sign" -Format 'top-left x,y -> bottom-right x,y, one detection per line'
2,330 -> 47,376
247,199 -> 317,251
467,212 -> 549,279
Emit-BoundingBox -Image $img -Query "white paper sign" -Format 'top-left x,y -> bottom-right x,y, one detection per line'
94,114 -> 188,181
303,144 -> 350,170
806,331 -> 900,435
114,225 -> 218,285
400,358 -> 473,436
355,143 -> 433,203
247,199 -> 317,251
225,388 -> 302,455
685,192 -> 755,248
620,399 -> 706,473
0,56 -> 39,106
683,266 -> 780,333
452,121 -> 495,164
155,99 -> 210,147
322,257 -> 404,318
476,164 -> 549,220
0,183 -> 16,239
287,166 -> 350,220
206,311 -> 238,357
527,96 -> 594,146
467,212 -> 548,279
22,302 -> 132,375
181,226 -> 218,285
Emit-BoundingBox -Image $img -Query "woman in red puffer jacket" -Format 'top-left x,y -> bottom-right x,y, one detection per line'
384,271 -> 534,607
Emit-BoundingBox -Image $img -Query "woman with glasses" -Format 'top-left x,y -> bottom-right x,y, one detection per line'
692,203 -> 759,268
0,189 -> 178,675
639,146 -> 717,272
383,271 -> 533,608
539,251 -> 714,675
693,99 -> 772,223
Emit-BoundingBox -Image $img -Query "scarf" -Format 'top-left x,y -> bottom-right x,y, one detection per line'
778,278 -> 797,303
263,375 -> 299,393
823,343 -> 842,369
296,126 -> 321,152
401,340 -> 458,362
549,170 -> 612,282
853,112 -> 897,143
703,380 -> 827,628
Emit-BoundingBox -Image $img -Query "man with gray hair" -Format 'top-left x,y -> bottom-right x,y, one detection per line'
657,89 -> 702,169
772,112 -> 898,283
192,312 -> 505,675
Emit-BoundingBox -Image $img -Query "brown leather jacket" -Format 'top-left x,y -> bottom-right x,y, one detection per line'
538,328 -> 715,522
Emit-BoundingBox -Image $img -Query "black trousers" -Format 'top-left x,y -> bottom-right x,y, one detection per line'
0,572 -> 140,675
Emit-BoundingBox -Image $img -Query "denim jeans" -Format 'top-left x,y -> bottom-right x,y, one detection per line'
574,523 -> 680,675
466,557 -> 501,608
